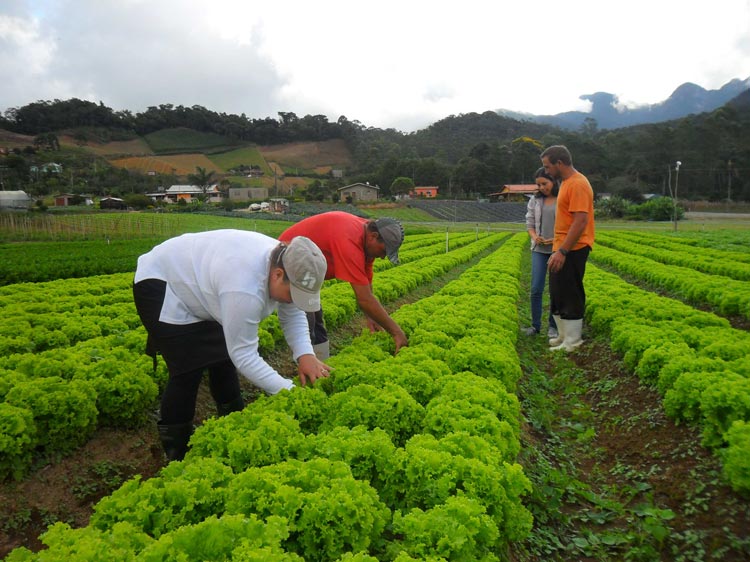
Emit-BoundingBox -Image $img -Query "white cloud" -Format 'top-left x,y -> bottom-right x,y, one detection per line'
1,0 -> 748,130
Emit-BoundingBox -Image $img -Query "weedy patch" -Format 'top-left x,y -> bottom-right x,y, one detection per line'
512,252 -> 750,561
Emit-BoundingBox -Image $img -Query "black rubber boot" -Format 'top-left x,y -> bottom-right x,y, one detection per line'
157,421 -> 194,462
216,396 -> 244,417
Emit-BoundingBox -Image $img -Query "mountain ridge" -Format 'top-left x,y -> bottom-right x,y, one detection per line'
496,77 -> 750,130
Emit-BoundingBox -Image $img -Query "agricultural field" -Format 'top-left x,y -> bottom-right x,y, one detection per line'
0,215 -> 749,561
58,136 -> 153,157
0,129 -> 35,149
142,128 -> 242,154
258,140 -> 353,170
207,146 -> 273,175
108,153 -> 223,176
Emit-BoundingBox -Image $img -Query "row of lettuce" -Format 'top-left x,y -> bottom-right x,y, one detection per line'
593,232 -> 750,319
6,234 -> 533,562
0,230 -> 469,286
584,262 -> 750,494
0,232 -> 506,480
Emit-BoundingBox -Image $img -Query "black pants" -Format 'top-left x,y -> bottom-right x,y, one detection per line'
133,279 -> 241,424
548,246 -> 591,320
306,309 -> 328,345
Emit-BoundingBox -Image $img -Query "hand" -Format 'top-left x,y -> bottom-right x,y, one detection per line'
297,354 -> 333,386
547,251 -> 566,273
366,317 -> 384,333
393,329 -> 408,354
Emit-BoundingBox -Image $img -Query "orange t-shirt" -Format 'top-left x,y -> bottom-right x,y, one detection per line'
279,211 -> 373,286
553,171 -> 595,251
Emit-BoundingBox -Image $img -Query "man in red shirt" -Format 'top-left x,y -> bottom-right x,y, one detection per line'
541,145 -> 595,352
280,211 -> 408,359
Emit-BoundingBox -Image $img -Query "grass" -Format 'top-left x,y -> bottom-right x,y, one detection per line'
143,127 -> 241,154
208,146 -> 273,175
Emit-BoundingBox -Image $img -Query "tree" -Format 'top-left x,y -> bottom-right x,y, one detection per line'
187,166 -> 216,201
608,176 -> 644,202
33,133 -> 60,151
390,176 -> 415,198
304,179 -> 330,202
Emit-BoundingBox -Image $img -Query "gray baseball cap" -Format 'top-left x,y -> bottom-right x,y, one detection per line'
282,236 -> 327,312
374,218 -> 405,265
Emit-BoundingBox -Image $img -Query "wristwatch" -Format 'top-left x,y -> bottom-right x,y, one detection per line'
558,248 -> 569,257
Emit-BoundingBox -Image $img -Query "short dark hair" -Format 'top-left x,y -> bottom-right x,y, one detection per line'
534,167 -> 560,197
270,243 -> 290,281
541,145 -> 572,166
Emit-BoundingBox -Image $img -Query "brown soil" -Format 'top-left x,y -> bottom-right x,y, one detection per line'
108,154 -> 222,176
512,336 -> 750,561
258,140 -> 352,169
0,130 -> 35,148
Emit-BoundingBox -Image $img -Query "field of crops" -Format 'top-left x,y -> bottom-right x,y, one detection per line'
142,128 -> 241,154
108,153 -> 223,176
207,146 -> 273,175
1,216 -> 749,560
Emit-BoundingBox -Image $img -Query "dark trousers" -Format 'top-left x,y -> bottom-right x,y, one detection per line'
306,309 -> 328,345
133,279 -> 242,425
160,360 -> 241,424
549,246 -> 591,320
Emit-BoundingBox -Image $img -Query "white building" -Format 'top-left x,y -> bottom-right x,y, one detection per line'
0,190 -> 32,210
161,184 -> 223,204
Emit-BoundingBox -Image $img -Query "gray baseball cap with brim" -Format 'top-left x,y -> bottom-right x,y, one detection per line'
282,236 -> 327,312
374,218 -> 405,265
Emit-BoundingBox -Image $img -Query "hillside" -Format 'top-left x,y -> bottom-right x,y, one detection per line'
0,127 -> 353,182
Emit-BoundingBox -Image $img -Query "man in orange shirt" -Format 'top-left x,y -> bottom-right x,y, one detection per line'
540,145 -> 595,351
280,211 -> 408,359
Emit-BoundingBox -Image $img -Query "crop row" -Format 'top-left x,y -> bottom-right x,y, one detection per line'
603,230 -> 750,265
597,231 -> 750,281
0,230 -> 473,286
584,264 -> 750,493
5,234 -> 532,561
0,211 -> 292,242
0,238 -> 165,285
0,233 -> 506,479
671,229 -> 750,254
589,243 -> 750,319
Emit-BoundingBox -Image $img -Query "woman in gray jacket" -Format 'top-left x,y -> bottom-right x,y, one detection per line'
523,167 -> 559,336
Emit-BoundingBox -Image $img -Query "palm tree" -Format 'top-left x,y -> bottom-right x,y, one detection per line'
187,166 -> 216,202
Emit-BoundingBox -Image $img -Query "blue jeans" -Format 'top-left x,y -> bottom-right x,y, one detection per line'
530,251 -> 557,332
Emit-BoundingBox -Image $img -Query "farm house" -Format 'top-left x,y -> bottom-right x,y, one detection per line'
0,190 -> 31,209
337,182 -> 380,202
489,184 -> 539,201
99,196 -> 127,210
410,186 -> 439,198
165,184 -> 223,203
228,186 -> 269,201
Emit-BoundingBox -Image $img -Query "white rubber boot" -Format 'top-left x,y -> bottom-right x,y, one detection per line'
313,341 -> 330,360
548,315 -> 564,346
550,318 -> 583,351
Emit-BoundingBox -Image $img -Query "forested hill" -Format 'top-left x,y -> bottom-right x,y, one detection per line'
407,111 -> 554,164
2,94 -> 750,201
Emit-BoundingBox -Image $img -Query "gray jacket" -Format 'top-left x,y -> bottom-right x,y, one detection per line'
525,195 -> 547,251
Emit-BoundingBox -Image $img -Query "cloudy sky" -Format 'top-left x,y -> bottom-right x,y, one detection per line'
2,0 -> 749,132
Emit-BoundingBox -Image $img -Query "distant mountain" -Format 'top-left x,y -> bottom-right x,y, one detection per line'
497,77 -> 750,130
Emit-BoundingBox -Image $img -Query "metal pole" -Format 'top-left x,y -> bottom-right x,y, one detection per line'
673,161 -> 681,232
